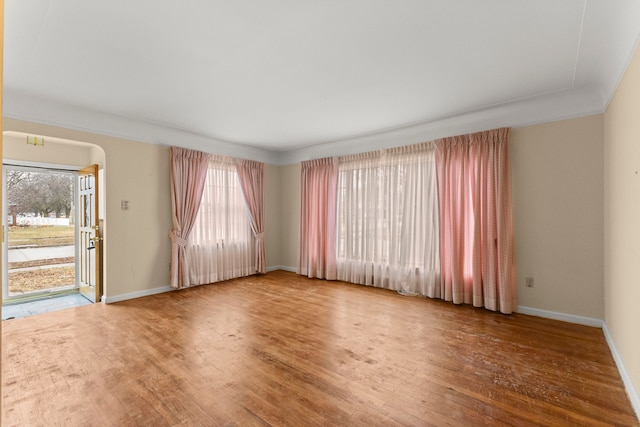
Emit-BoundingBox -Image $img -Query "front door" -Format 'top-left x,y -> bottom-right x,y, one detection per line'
78,164 -> 101,303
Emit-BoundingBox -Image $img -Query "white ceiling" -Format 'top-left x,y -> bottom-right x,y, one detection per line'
4,1 -> 640,163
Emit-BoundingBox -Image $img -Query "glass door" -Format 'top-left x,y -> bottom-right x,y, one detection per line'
2,165 -> 78,301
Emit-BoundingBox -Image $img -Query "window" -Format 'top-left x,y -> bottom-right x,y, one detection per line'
187,156 -> 254,284
298,129 -> 516,313
336,145 -> 440,297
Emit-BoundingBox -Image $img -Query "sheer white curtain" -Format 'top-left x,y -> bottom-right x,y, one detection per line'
336,143 -> 440,297
187,155 -> 255,285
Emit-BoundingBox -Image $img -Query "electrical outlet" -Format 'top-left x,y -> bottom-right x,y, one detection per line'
525,277 -> 534,288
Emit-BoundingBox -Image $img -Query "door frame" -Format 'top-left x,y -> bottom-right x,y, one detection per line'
1,161 -> 81,302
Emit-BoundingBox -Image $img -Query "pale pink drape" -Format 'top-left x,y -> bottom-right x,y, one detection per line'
169,147 -> 211,289
298,157 -> 339,279
235,159 -> 266,274
435,128 -> 517,314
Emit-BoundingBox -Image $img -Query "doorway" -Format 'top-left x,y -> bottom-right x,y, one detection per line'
2,162 -> 102,316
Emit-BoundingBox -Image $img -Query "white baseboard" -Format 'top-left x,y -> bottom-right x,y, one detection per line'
266,265 -> 296,273
517,305 -> 638,420
602,323 -> 640,420
101,268 -> 299,302
516,305 -> 604,327
102,285 -> 174,304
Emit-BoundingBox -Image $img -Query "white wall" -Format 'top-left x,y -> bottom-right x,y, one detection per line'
604,40 -> 640,411
3,132 -> 95,167
264,164 -> 281,268
511,116 -> 604,319
279,163 -> 300,270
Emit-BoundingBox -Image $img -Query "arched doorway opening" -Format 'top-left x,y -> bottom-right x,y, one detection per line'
1,131 -> 105,318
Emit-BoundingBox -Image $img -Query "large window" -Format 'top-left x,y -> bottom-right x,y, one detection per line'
187,156 -> 254,284
299,129 -> 516,313
335,145 -> 440,297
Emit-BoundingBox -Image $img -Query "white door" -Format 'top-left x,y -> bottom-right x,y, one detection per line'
78,164 -> 101,303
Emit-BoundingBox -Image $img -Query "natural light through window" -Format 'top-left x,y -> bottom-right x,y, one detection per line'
187,156 -> 254,284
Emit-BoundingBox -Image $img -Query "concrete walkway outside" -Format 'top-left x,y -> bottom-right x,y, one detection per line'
8,245 -> 75,263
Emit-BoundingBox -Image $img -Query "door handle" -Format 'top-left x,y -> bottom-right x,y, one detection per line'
89,236 -> 104,242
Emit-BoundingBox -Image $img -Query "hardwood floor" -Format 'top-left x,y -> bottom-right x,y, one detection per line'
2,270 -> 638,426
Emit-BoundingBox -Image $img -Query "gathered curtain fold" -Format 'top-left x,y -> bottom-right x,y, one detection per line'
435,128 -> 517,314
169,147 -> 211,289
298,157 -> 339,279
235,159 -> 267,274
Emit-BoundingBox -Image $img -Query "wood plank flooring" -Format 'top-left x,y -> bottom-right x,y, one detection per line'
2,270 -> 638,426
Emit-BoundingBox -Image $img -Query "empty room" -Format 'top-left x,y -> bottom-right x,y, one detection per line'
1,1 -> 640,426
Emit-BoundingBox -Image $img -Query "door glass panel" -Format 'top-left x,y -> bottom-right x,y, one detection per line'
5,168 -> 76,298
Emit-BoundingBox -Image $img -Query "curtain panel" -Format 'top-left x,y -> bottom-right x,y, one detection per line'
235,159 -> 267,274
187,155 -> 255,285
336,143 -> 440,297
435,128 -> 517,314
297,127 -> 517,314
298,157 -> 339,279
169,147 -> 211,289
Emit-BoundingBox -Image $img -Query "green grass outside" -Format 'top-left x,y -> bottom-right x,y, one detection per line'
8,225 -> 75,248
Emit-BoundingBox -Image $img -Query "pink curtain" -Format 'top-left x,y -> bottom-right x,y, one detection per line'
169,147 -> 211,289
298,157 -> 339,279
435,128 -> 517,314
235,159 -> 266,274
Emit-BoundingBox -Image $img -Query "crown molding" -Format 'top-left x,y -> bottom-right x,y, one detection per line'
4,87 -> 603,166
